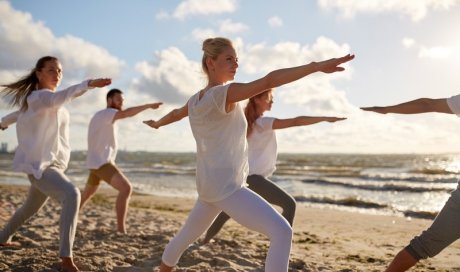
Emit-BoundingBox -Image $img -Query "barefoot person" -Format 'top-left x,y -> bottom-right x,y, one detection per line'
362,96 -> 460,272
0,56 -> 111,272
202,89 -> 346,244
144,37 -> 354,271
79,88 -> 162,233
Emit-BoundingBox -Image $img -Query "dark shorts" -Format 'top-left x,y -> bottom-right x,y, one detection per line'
86,163 -> 121,186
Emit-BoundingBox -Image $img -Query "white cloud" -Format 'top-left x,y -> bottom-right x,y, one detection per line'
268,16 -> 283,27
219,19 -> 248,34
402,37 -> 415,48
133,47 -> 204,104
0,1 -> 123,82
155,10 -> 170,20
191,28 -> 217,41
418,46 -> 452,59
318,0 -> 460,21
173,0 -> 238,20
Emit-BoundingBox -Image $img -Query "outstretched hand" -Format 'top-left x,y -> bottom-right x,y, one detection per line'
143,120 -> 160,129
326,117 -> 347,122
88,78 -> 112,88
360,107 -> 387,114
150,102 -> 163,109
0,125 -> 7,131
317,54 -> 355,74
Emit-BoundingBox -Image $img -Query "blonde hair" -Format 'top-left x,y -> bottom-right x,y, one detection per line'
201,37 -> 233,77
1,56 -> 59,111
244,89 -> 272,137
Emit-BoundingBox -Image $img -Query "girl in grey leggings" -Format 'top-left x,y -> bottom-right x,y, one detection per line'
203,89 -> 346,244
0,56 -> 111,272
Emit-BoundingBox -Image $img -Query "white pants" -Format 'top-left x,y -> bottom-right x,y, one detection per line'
162,187 -> 292,272
0,166 -> 80,257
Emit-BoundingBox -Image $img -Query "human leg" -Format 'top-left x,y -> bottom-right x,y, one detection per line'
109,171 -> 132,233
386,187 -> 460,272
30,167 -> 80,259
247,174 -> 296,226
161,199 -> 221,268
202,212 -> 231,244
215,187 -> 292,272
79,171 -> 101,210
0,182 -> 48,244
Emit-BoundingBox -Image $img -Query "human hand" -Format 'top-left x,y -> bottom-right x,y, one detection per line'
143,120 -> 160,129
360,107 -> 388,114
326,117 -> 347,122
150,102 -> 163,109
317,54 -> 355,74
0,125 -> 7,131
88,78 -> 112,88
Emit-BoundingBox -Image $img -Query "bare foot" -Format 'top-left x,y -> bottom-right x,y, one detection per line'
61,257 -> 79,272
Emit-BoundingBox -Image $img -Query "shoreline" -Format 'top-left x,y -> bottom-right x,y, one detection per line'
1,184 -> 460,271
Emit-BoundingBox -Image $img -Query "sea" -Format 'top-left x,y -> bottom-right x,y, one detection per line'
1,151 -> 459,220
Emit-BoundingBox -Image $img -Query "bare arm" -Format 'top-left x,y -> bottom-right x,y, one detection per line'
361,98 -> 453,114
272,116 -> 346,130
226,54 -> 354,105
113,102 -> 163,121
143,103 -> 188,129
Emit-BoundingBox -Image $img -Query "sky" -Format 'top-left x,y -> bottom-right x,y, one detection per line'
2,0 -> 460,154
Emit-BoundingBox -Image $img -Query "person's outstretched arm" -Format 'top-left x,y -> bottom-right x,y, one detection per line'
361,98 -> 453,114
227,54 -> 354,104
113,102 -> 163,121
0,111 -> 20,130
143,103 -> 188,129
272,116 -> 346,130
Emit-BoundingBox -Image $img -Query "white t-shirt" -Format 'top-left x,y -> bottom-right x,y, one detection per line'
447,95 -> 460,115
248,117 -> 277,177
86,108 -> 118,169
188,84 -> 249,202
12,81 -> 90,179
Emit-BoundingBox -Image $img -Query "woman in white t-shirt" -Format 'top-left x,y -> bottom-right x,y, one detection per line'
362,97 -> 460,272
144,37 -> 354,272
202,88 -> 345,244
0,56 -> 111,272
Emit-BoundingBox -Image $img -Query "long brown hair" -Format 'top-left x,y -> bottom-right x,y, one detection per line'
1,56 -> 58,111
244,89 -> 272,137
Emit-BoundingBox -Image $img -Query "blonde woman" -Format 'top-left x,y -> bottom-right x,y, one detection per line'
144,37 -> 354,271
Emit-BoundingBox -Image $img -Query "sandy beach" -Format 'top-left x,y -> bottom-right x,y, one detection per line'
1,184 -> 460,271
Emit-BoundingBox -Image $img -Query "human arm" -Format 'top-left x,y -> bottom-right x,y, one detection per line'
360,98 -> 453,115
272,116 -> 346,130
30,78 -> 112,109
143,103 -> 188,129
0,111 -> 20,130
113,102 -> 162,121
226,54 -> 354,104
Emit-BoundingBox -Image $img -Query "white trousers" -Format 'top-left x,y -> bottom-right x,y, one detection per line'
162,186 -> 292,272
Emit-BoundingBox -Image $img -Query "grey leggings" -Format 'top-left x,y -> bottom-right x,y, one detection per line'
406,185 -> 460,260
0,166 -> 80,257
203,174 -> 296,242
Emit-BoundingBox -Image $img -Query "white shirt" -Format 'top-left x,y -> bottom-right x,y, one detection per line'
0,111 -> 20,128
11,81 -> 91,179
188,84 -> 249,202
86,108 -> 118,169
248,117 -> 277,177
447,95 -> 460,115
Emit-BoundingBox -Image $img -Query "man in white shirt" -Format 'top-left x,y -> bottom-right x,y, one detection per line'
80,88 -> 161,233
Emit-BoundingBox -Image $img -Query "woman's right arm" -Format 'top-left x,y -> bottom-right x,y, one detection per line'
31,78 -> 111,109
361,98 -> 453,114
226,54 -> 354,104
143,103 -> 189,129
0,111 -> 20,130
